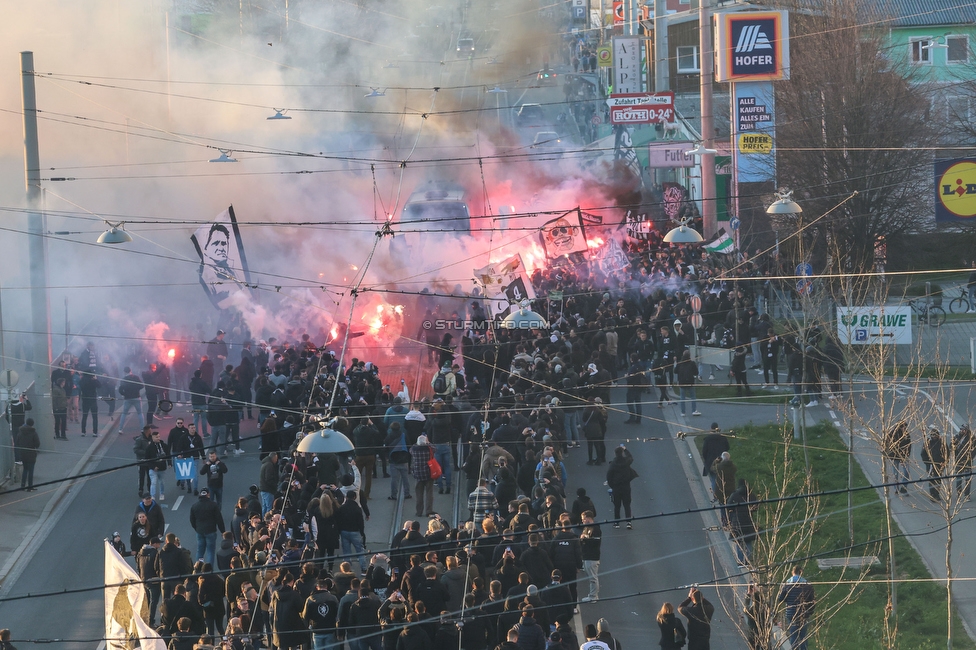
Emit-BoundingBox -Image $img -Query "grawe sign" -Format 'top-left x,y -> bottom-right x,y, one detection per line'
836,306 -> 912,345
607,92 -> 675,125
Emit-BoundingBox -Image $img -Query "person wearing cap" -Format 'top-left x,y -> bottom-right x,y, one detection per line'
409,435 -> 436,518
544,569 -> 574,624
190,487 -> 226,567
109,531 -> 128,557
135,492 -> 166,537
207,330 -> 228,365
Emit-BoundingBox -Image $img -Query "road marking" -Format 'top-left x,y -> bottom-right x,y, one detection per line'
828,410 -> 837,419
173,496 -> 184,511
164,524 -> 170,534
96,642 -> 105,650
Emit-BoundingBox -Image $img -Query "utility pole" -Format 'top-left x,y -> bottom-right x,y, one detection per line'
699,0 -> 718,238
654,0 -> 669,92
21,51 -> 53,432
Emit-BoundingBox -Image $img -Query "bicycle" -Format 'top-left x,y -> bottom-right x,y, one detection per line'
908,298 -> 946,327
948,287 -> 973,314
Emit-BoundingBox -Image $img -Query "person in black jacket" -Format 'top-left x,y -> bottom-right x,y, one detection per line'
513,604 -> 546,650
137,536 -> 163,625
188,370 -> 211,438
727,480 -> 758,567
336,491 -> 368,574
189,488 -> 226,567
156,533 -> 193,600
145,430 -> 171,501
700,424 -> 730,502
270,573 -> 306,650
678,587 -> 714,650
656,601 -> 687,649
882,420 -> 912,495
78,372 -> 100,436
303,578 -> 340,649
160,584 -> 204,636
6,392 -> 32,463
606,445 -> 637,529
624,354 -> 649,424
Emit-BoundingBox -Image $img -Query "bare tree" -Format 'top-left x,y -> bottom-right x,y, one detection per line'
773,0 -> 939,274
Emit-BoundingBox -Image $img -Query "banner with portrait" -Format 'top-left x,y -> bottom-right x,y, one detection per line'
540,211 -> 588,259
191,206 -> 252,311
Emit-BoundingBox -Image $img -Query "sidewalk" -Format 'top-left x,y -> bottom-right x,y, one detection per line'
660,386 -> 976,643
0,409 -> 121,595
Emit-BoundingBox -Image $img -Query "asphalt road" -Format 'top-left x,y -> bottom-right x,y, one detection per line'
567,392 -> 744,649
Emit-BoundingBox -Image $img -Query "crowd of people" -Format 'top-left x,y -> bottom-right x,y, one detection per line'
0,228 -> 843,650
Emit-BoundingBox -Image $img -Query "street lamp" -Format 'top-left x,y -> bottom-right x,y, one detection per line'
97,222 -> 133,244
209,150 -> 238,163
501,299 -> 549,330
663,216 -> 704,243
766,190 -> 803,215
267,109 -> 291,120
296,425 -> 355,455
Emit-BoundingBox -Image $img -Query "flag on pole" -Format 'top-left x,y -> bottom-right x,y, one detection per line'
474,255 -> 535,301
105,540 -> 166,650
703,228 -> 736,254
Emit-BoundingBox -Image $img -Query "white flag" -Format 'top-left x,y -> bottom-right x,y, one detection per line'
104,540 -> 166,650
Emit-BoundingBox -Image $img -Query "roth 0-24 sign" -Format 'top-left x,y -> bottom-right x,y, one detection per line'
607,92 -> 675,125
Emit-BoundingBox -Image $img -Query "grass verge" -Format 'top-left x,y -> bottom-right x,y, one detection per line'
701,423 -> 974,650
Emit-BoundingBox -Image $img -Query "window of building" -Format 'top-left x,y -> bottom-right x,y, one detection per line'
910,38 -> 932,64
947,35 -> 969,64
948,95 -> 970,121
677,45 -> 699,73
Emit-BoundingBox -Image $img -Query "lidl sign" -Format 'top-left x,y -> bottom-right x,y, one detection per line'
935,158 -> 976,221
715,11 -> 790,82
837,306 -> 912,345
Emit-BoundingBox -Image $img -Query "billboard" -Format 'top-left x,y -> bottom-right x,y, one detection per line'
734,81 -> 776,183
935,158 -> 976,221
715,10 -> 790,82
613,36 -> 641,93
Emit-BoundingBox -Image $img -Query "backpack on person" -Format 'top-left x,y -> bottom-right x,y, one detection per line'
433,371 -> 448,394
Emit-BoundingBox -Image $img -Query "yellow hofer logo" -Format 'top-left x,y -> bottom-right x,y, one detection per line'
738,133 -> 772,154
939,160 -> 976,218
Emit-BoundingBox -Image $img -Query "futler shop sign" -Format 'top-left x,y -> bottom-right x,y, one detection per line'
715,11 -> 790,82
607,92 -> 675,125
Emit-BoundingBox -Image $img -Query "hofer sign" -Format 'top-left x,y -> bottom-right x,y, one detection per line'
836,306 -> 912,345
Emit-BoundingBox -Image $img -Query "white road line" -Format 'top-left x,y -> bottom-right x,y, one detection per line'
828,410 -> 837,419
96,642 -> 105,650
164,524 -> 170,534
172,495 -> 184,511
